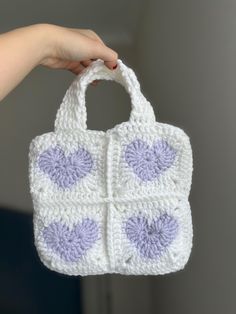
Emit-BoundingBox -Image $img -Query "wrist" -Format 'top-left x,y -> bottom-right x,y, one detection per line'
30,23 -> 57,64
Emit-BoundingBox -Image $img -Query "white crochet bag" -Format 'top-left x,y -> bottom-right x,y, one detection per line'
29,59 -> 193,276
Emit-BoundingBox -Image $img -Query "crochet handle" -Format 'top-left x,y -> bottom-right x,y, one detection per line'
54,59 -> 156,131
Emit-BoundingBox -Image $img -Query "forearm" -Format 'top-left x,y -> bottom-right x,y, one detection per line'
0,24 -> 50,101
0,24 -> 118,101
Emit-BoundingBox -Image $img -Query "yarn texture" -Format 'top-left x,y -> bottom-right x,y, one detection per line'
28,59 -> 193,276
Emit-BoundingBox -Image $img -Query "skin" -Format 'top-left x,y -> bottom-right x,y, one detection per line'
0,23 -> 118,101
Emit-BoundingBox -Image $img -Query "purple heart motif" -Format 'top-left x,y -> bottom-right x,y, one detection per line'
124,213 -> 178,259
124,139 -> 176,181
43,219 -> 99,262
38,145 -> 93,189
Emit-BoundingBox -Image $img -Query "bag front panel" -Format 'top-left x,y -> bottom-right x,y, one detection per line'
29,131 -> 107,201
105,122 -> 193,275
110,122 -> 192,200
29,131 -> 110,275
109,197 -> 192,275
33,199 -> 109,276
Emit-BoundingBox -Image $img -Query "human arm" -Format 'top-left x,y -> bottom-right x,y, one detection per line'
0,24 -> 118,101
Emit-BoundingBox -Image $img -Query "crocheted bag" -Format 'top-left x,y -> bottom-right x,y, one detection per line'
29,59 -> 193,276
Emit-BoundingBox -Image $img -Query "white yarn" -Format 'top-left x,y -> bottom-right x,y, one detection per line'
28,59 -> 193,276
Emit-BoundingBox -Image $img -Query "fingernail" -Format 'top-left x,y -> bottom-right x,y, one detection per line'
113,64 -> 118,70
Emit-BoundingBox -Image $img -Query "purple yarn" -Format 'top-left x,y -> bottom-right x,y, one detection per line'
124,139 -> 176,181
38,146 -> 93,189
43,219 -> 99,262
125,214 -> 178,259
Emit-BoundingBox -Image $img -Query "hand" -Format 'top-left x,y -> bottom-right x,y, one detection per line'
40,25 -> 118,79
0,24 -> 118,101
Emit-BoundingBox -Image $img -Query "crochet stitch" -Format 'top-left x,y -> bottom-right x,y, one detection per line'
43,219 -> 99,262
29,58 -> 193,276
38,145 -> 93,189
124,213 -> 179,259
124,139 -> 176,181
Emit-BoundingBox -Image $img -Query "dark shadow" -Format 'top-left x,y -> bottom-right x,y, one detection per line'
0,208 -> 82,314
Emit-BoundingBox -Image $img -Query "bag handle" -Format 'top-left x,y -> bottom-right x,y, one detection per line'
54,59 -> 156,132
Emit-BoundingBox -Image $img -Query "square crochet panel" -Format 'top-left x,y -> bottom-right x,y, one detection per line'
110,198 -> 192,275
112,123 -> 192,199
29,59 -> 193,276
29,132 -> 107,200
33,202 -> 108,275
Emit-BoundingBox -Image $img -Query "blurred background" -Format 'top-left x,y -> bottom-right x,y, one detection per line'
0,0 -> 236,313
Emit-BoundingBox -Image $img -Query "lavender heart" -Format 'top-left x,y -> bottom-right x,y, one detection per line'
38,145 -> 93,189
43,219 -> 99,262
124,139 -> 176,181
125,214 -> 178,259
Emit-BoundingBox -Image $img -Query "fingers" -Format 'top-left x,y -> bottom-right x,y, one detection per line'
45,25 -> 118,76
90,41 -> 118,69
81,59 -> 93,68
67,60 -> 100,86
82,30 -> 119,69
64,61 -> 84,74
90,79 -> 100,86
68,28 -> 118,70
